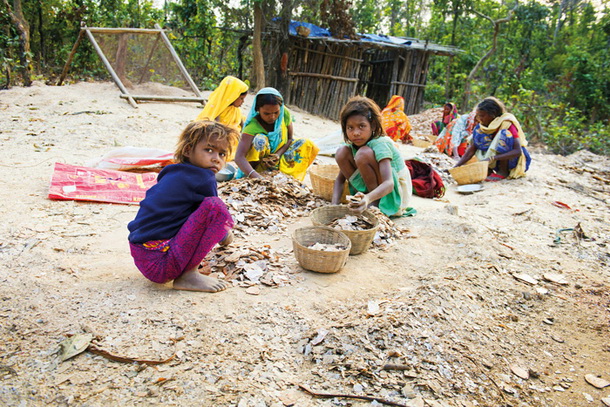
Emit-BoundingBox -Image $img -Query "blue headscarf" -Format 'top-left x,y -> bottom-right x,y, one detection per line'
244,87 -> 285,152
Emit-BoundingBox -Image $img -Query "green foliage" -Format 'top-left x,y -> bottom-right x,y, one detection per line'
509,88 -> 610,156
167,0 -> 251,90
0,3 -> 17,86
351,0 -> 380,33
2,0 -> 610,157
423,83 -> 446,105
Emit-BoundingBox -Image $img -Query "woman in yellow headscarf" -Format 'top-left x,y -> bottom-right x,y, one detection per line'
380,95 -> 412,143
196,76 -> 249,160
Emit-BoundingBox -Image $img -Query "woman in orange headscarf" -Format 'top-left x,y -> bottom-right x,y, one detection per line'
196,76 -> 249,160
380,95 -> 412,143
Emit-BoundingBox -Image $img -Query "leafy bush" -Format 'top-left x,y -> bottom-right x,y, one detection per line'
423,83 -> 445,105
510,88 -> 610,156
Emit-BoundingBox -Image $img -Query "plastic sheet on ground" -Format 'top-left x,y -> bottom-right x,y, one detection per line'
85,146 -> 173,171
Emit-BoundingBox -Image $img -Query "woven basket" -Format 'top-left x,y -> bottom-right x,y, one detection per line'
449,160 -> 489,185
310,205 -> 379,255
309,164 -> 348,203
412,138 -> 432,148
292,226 -> 351,273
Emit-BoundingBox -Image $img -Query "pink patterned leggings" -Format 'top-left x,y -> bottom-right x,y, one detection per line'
129,197 -> 233,283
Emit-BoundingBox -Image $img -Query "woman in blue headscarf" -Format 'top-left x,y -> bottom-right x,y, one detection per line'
234,87 -> 319,182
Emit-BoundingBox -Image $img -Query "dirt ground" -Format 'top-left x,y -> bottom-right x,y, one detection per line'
0,81 -> 609,407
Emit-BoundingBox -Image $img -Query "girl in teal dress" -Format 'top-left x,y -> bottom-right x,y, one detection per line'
332,96 -> 412,217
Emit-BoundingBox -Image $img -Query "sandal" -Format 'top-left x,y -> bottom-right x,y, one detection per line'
485,173 -> 506,182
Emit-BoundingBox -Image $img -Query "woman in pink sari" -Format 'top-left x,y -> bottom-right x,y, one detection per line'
431,102 -> 458,137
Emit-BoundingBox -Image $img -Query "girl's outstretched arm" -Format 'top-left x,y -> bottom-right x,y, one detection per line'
455,143 -> 476,167
235,133 -> 262,178
492,137 -> 522,162
275,123 -> 293,157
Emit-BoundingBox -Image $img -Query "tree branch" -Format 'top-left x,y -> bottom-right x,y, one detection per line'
460,2 -> 518,109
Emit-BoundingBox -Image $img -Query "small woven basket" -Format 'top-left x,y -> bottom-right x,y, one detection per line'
412,138 -> 432,148
448,160 -> 489,185
308,164 -> 348,203
292,226 -> 351,273
310,205 -> 379,255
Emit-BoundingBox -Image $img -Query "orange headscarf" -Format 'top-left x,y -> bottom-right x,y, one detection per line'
381,95 -> 412,142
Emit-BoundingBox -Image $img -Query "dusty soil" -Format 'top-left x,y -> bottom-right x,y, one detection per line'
0,81 -> 609,407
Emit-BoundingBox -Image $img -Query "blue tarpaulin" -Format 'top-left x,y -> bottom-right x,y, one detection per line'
359,34 -> 412,46
288,21 -> 331,37
288,21 -> 413,46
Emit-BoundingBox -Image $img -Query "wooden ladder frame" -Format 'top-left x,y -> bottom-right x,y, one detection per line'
57,24 -> 204,108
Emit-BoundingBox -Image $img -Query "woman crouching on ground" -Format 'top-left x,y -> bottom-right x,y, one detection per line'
454,97 -> 531,181
234,87 -> 319,181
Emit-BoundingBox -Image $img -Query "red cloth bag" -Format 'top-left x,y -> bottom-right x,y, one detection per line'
405,159 -> 445,198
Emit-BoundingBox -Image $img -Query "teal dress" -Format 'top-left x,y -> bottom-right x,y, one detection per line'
348,136 -> 412,217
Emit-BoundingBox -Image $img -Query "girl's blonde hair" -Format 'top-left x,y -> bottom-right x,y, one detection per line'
175,121 -> 239,164
339,96 -> 385,142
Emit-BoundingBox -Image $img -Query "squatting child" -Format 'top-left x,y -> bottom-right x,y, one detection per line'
128,121 -> 237,292
332,96 -> 412,217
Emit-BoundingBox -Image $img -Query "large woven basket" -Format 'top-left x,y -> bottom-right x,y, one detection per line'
448,160 -> 489,185
292,226 -> 351,273
310,205 -> 379,255
308,164 -> 348,203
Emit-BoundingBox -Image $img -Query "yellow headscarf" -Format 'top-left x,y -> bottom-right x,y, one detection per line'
478,113 -> 527,147
196,76 -> 249,131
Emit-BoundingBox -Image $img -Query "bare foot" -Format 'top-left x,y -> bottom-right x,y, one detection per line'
219,230 -> 234,246
172,268 -> 227,292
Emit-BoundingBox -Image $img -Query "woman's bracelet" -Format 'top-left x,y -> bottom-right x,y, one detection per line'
248,169 -> 256,177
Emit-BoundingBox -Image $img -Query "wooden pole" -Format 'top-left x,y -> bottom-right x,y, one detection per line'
154,23 -> 202,98
120,94 -> 204,103
57,29 -> 84,86
288,71 -> 358,82
292,45 -> 364,63
391,80 -> 426,88
84,28 -> 138,108
389,53 -> 400,99
445,55 -> 453,100
87,27 -> 161,35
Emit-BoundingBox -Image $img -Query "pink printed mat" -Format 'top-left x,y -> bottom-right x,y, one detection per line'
48,162 -> 157,205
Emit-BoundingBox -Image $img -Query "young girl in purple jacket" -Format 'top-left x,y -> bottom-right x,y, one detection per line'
128,121 -> 237,292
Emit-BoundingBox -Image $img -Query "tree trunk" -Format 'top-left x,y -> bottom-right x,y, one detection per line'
252,0 -> 266,92
275,0 -> 293,98
450,1 -> 460,46
445,55 -> 453,100
553,0 -> 568,46
3,0 -> 32,86
552,0 -> 581,47
37,2 -> 45,64
461,5 -> 516,109
237,35 -> 249,80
